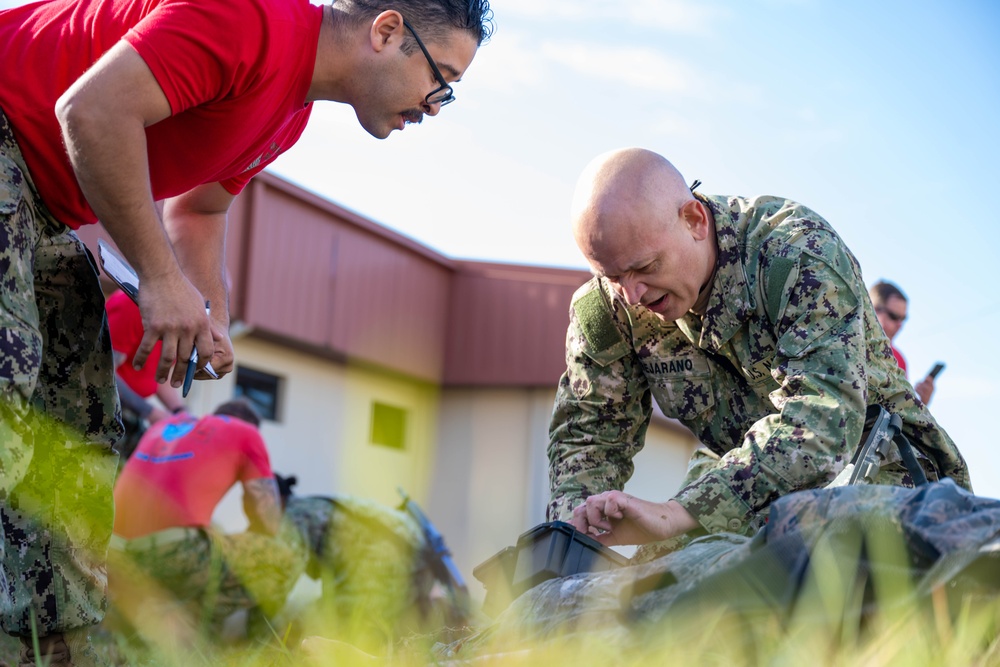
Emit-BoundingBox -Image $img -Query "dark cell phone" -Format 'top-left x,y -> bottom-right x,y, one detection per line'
928,362 -> 945,379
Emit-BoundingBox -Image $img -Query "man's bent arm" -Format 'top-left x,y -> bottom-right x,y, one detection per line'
548,280 -> 652,522
56,41 -> 214,387
163,183 -> 236,377
154,382 -> 186,415
114,375 -> 154,421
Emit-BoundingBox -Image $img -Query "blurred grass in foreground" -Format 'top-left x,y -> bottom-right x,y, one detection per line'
0,468 -> 1000,667
0,540 -> 1000,667
90,588 -> 1000,667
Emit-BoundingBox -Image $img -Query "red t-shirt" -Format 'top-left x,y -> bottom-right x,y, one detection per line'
113,413 -> 273,538
891,345 -> 908,376
106,289 -> 161,398
0,0 -> 320,227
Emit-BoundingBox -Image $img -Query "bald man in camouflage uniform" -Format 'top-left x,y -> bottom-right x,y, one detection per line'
550,148 -> 970,554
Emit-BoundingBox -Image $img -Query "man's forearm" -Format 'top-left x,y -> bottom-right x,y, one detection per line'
243,477 -> 282,535
163,189 -> 232,326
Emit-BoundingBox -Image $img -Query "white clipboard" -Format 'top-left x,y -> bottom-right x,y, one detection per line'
97,239 -> 140,304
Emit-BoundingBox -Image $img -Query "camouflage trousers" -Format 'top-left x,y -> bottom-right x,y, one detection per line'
109,528 -> 305,634
282,496 -> 432,647
0,108 -> 122,637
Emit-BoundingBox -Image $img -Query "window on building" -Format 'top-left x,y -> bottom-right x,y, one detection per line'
370,401 -> 407,450
233,366 -> 282,422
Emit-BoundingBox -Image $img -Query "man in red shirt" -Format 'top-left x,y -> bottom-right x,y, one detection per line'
869,280 -> 936,405
0,0 -> 492,661
110,399 -> 300,643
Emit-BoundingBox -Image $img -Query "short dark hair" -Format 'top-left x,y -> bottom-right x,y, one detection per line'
214,398 -> 262,428
337,0 -> 494,50
869,280 -> 908,307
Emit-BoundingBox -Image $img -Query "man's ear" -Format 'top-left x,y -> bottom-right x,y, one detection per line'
680,199 -> 711,240
370,10 -> 405,53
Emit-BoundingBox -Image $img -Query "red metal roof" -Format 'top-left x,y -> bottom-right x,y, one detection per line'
444,261 -> 591,386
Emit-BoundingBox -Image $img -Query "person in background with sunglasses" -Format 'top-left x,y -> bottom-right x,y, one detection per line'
0,0 -> 493,663
869,280 -> 935,405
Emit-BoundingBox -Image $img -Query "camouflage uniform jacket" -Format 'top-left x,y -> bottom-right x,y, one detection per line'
548,194 -> 971,535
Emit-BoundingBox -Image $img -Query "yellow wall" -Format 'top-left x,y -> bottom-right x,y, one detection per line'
336,363 -> 440,506
192,336 -> 440,530
626,421 -> 700,508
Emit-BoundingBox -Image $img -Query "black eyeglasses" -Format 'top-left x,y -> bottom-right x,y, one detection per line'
402,19 -> 455,107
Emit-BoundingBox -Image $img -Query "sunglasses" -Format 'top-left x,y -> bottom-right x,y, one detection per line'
875,306 -> 906,324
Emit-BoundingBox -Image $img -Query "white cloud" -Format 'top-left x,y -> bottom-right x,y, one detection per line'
540,41 -> 701,95
936,376 -> 1000,403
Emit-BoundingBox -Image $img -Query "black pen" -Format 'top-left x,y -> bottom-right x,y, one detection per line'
182,300 -> 211,398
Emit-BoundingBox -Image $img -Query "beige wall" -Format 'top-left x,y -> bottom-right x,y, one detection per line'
426,388 -> 700,587
427,388 -> 555,581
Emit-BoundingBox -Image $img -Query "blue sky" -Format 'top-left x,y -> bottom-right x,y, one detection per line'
4,0 -> 999,497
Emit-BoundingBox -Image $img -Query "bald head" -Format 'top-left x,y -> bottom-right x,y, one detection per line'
569,148 -> 718,320
571,148 -> 694,253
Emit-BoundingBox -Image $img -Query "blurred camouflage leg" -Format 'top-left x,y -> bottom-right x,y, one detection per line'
17,627 -> 107,667
0,107 -> 51,637
217,531 -> 306,625
117,530 -> 294,640
0,109 -> 121,638
114,533 -> 216,648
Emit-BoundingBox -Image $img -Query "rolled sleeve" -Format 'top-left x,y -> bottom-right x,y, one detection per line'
674,470 -> 756,534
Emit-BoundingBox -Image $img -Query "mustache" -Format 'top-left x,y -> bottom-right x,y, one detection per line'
402,109 -> 424,125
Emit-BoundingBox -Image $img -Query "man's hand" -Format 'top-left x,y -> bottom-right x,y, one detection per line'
914,375 -> 935,405
134,272 -> 216,388
163,183 -> 235,380
570,491 -> 699,547
204,308 -> 235,379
